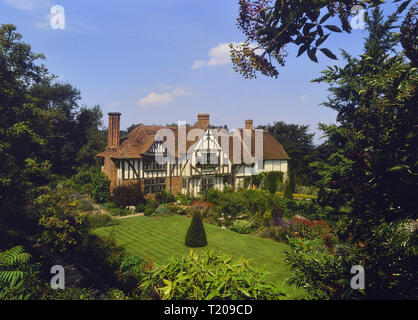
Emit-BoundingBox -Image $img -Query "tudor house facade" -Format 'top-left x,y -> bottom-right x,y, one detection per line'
97,113 -> 289,197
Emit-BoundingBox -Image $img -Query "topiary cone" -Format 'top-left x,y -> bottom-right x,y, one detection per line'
185,211 -> 208,247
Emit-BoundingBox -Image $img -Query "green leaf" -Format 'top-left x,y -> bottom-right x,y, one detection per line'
316,34 -> 330,47
320,13 -> 332,24
307,48 -> 318,63
397,0 -> 411,14
297,45 -> 308,57
320,48 -> 338,60
324,25 -> 342,33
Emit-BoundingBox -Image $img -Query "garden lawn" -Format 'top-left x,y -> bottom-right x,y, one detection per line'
93,215 -> 305,299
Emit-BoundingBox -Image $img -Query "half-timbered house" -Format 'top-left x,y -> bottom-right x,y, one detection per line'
97,113 -> 289,196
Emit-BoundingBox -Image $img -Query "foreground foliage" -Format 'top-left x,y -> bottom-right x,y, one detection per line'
0,246 -> 39,300
140,250 -> 285,300
284,8 -> 418,300
233,0 -> 414,78
286,222 -> 417,299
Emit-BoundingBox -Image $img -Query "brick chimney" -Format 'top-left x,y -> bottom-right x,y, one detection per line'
108,112 -> 121,149
197,113 -> 210,129
245,119 -> 253,130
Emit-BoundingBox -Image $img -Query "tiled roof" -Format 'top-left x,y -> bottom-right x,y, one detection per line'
97,124 -> 289,161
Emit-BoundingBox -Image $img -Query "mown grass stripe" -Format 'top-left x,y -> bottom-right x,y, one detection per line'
93,215 -> 305,299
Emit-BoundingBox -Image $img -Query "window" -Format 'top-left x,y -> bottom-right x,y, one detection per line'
143,156 -> 167,172
197,152 -> 219,169
144,178 -> 166,195
201,177 -> 214,193
182,179 -> 187,189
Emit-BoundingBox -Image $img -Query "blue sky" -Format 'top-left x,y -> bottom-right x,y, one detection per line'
0,0 -> 397,144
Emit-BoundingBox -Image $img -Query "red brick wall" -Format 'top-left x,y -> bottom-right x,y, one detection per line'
168,176 -> 182,195
102,156 -> 118,192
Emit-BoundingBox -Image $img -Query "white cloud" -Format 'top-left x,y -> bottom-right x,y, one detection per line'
172,88 -> 194,97
193,42 -> 261,70
138,87 -> 195,107
192,60 -> 207,69
300,95 -> 307,103
4,0 -> 50,11
193,43 -> 233,70
138,92 -> 173,107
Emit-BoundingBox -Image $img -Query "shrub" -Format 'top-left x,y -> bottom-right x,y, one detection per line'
107,288 -> 129,300
215,197 -> 244,221
135,202 -> 145,213
80,199 -> 94,211
175,193 -> 194,206
270,206 -> 283,225
101,202 -> 130,216
102,201 -> 117,210
120,255 -> 147,274
50,287 -> 95,300
284,181 -> 293,199
253,171 -> 283,193
288,170 -> 296,193
73,167 -> 94,187
155,191 -> 175,204
231,220 -> 253,234
259,227 -> 273,239
252,173 -> 264,188
116,255 -> 149,293
90,171 -> 110,203
185,211 -> 208,248
111,183 -> 144,208
271,225 -> 290,241
71,167 -> 110,203
74,235 -> 127,290
87,213 -> 119,229
168,202 -> 188,215
154,204 -> 172,216
262,210 -> 272,227
144,199 -> 159,217
0,246 -> 43,300
202,188 -> 225,203
140,250 -> 285,300
108,207 -> 130,217
35,189 -> 90,254
265,171 -> 283,194
289,217 -> 334,243
187,201 -> 214,217
285,222 -> 418,299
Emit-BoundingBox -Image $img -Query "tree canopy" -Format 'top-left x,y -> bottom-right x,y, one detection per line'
257,121 -> 318,184
312,8 -> 417,225
0,24 -> 106,238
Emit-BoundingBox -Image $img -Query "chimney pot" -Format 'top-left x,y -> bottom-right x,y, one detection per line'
108,112 -> 121,149
245,120 -> 253,130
